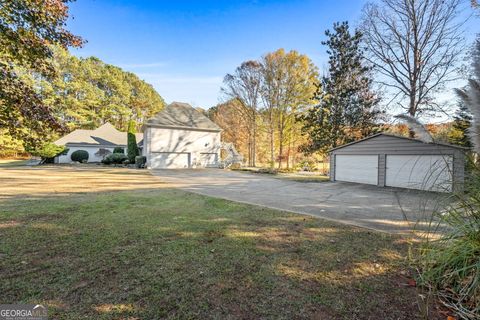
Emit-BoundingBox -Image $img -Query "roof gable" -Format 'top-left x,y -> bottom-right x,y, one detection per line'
145,102 -> 221,131
329,133 -> 467,153
55,122 -> 144,146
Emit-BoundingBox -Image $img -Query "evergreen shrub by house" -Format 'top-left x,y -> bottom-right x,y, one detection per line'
102,153 -> 127,165
70,150 -> 89,162
135,156 -> 147,168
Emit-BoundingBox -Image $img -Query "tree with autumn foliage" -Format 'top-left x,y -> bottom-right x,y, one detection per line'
222,61 -> 262,167
0,0 -> 83,150
260,49 -> 319,168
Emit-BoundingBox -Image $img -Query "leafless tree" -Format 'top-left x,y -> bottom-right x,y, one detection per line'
456,37 -> 480,153
222,61 -> 262,167
362,0 -> 466,120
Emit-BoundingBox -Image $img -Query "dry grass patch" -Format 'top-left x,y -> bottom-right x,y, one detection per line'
0,166 -> 440,319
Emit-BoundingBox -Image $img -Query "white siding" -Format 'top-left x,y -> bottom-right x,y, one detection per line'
146,127 -> 221,169
56,146 -> 117,163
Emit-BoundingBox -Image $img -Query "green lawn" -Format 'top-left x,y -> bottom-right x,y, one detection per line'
0,167 -> 433,319
0,159 -> 30,167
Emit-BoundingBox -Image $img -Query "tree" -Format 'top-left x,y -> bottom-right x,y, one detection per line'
260,49 -> 319,168
44,47 -> 165,131
127,119 -> 139,163
222,61 -> 262,167
448,101 -> 473,148
0,0 -> 83,148
361,0 -> 464,120
31,142 -> 68,163
456,37 -> 480,153
301,22 -> 381,154
208,100 -> 250,162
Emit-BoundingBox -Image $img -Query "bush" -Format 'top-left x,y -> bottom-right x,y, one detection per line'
127,120 -> 139,163
296,159 -> 318,172
418,160 -> 480,319
102,153 -> 127,165
71,150 -> 89,163
113,147 -> 124,154
31,143 -> 68,164
135,156 -> 146,168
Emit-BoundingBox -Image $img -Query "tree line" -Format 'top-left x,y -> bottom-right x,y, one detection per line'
209,0 -> 473,169
211,22 -> 383,169
0,1 -> 165,156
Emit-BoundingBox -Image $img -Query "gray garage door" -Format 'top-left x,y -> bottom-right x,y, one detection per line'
386,155 -> 453,192
335,155 -> 378,185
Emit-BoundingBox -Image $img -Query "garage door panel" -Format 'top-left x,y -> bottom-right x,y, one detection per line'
200,153 -> 218,167
386,155 -> 452,192
335,155 -> 378,185
150,152 -> 190,169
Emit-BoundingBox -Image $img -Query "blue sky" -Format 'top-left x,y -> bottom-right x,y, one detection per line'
67,0 -> 479,111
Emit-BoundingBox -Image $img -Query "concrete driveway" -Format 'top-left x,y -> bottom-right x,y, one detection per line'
151,169 -> 447,234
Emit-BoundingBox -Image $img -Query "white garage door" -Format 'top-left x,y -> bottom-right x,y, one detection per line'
335,155 -> 378,185
386,155 -> 453,192
150,152 -> 190,169
200,153 -> 218,167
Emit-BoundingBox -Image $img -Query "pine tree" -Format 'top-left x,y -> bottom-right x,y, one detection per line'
300,21 -> 382,154
448,101 -> 473,148
127,120 -> 139,163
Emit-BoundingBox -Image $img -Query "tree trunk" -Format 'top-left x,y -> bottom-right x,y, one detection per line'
252,112 -> 256,167
270,127 -> 275,168
278,128 -> 283,169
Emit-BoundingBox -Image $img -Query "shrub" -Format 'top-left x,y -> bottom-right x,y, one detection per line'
113,147 -> 124,154
127,120 -> 139,163
71,150 -> 89,162
102,153 -> 127,165
296,159 -> 318,172
31,143 -> 68,164
418,160 -> 480,319
135,155 -> 146,168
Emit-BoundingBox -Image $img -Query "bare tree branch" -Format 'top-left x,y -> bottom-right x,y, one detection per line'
361,0 -> 466,120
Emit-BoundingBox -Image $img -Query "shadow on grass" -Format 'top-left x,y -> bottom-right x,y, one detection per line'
0,188 -> 438,320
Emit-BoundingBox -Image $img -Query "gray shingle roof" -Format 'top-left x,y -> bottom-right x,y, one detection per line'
145,102 -> 221,131
54,123 -> 144,146
328,132 -> 468,152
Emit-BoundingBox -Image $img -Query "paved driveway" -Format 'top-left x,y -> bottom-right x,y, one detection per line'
151,169 -> 447,234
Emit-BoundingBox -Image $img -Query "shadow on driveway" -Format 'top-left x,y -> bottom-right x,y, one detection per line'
151,169 -> 448,234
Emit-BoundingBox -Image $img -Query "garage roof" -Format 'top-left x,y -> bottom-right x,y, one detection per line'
329,133 -> 467,153
145,102 -> 221,131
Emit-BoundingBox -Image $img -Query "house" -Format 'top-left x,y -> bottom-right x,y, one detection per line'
142,102 -> 222,169
54,123 -> 143,163
329,133 -> 466,192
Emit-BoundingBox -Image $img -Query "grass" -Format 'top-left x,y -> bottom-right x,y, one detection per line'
275,173 -> 330,183
234,167 -> 330,183
0,159 -> 30,167
0,166 -> 438,319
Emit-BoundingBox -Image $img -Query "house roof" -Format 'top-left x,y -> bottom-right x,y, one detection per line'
328,132 -> 468,153
145,102 -> 221,131
54,123 -> 144,147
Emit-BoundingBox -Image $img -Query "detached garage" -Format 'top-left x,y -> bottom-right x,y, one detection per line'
329,133 -> 466,192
